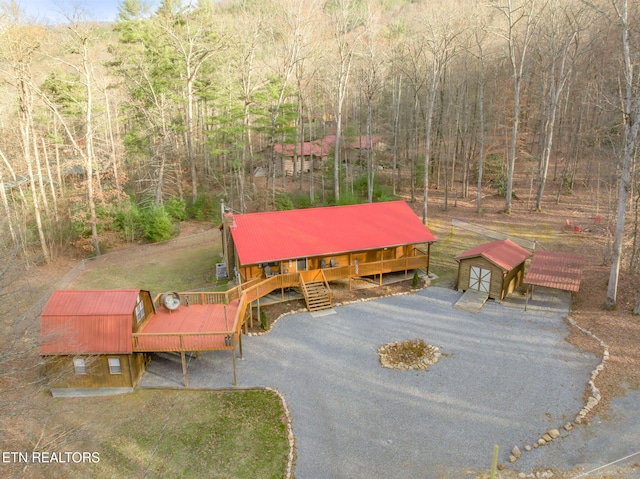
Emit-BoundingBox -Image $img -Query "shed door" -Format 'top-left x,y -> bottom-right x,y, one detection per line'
469,266 -> 491,293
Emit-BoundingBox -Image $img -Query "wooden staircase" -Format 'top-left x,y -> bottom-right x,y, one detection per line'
300,275 -> 333,312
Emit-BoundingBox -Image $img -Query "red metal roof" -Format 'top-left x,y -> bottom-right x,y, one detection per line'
455,239 -> 532,271
273,141 -> 331,157
229,201 -> 436,265
524,251 -> 584,292
40,290 -> 143,355
273,135 -> 380,158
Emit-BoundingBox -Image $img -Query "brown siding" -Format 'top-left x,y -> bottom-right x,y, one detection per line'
458,257 -> 527,300
502,262 -> 525,298
132,291 -> 155,333
45,353 -> 147,390
240,247 -> 411,280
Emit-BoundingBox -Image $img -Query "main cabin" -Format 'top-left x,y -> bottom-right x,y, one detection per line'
221,201 -> 436,289
40,289 -> 155,397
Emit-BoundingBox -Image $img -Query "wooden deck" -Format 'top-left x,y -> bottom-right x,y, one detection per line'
131,252 -> 430,353
128,252 -> 430,386
132,300 -> 240,352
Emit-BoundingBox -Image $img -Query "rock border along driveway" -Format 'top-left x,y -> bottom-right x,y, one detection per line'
140,287 -> 600,478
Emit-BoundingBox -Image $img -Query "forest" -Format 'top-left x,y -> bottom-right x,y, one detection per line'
0,0 -> 639,308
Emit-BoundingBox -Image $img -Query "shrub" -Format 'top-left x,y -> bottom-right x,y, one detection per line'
164,198 -> 187,222
113,201 -> 145,243
275,192 -> 294,211
291,190 -> 314,209
336,192 -> 360,206
142,207 -> 176,243
412,269 -> 420,288
260,310 -> 268,330
187,194 -> 220,222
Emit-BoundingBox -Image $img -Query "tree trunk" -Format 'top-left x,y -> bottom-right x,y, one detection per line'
391,74 -> 402,195
41,137 -> 59,222
605,0 -> 639,310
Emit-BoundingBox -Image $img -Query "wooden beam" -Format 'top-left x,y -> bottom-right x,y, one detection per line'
231,340 -> 237,386
181,351 -> 188,388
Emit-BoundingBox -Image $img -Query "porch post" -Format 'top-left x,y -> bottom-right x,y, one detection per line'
257,297 -> 260,327
181,351 -> 188,388
232,340 -> 237,386
349,253 -> 352,290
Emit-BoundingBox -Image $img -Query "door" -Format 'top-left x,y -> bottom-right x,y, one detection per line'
469,266 -> 491,293
296,258 -> 308,272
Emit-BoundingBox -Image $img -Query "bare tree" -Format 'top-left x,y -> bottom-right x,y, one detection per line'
492,0 -> 544,214
324,0 -> 365,202
155,0 -> 225,203
0,7 -> 51,262
471,7 -> 490,213
418,2 -> 464,225
534,0 -> 589,211
603,0 -> 640,309
353,2 -> 384,203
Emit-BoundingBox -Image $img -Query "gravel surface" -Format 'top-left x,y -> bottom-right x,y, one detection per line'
140,287 -> 601,478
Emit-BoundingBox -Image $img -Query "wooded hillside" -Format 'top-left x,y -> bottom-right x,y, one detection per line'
0,0 -> 639,306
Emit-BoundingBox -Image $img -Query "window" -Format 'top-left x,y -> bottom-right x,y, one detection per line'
135,296 -> 145,323
73,358 -> 87,375
108,357 -> 122,375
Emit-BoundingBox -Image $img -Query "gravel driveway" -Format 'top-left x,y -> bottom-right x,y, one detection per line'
140,287 -> 601,478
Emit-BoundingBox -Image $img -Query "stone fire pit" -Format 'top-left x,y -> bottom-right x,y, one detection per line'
378,339 -> 441,371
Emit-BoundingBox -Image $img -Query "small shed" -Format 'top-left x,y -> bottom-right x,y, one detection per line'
455,239 -> 532,300
40,289 -> 155,397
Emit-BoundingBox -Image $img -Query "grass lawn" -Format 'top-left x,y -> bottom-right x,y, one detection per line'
70,235 -> 227,293
25,389 -> 290,479
87,389 -> 288,479
46,229 -> 292,479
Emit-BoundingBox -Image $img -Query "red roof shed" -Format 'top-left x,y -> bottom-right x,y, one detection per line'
454,239 -> 531,271
229,201 -> 436,265
455,239 -> 532,300
40,289 -> 149,355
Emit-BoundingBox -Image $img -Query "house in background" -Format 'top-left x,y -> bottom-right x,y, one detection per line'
40,289 -> 155,397
454,239 -> 532,300
273,134 -> 384,177
273,140 -> 332,176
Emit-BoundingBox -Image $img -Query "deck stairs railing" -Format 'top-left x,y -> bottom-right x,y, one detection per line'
299,271 -> 333,311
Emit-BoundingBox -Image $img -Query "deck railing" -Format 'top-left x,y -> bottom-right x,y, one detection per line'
132,330 -> 236,352
141,251 -> 429,352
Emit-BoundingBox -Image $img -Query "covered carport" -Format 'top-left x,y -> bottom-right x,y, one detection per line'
524,251 -> 584,308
